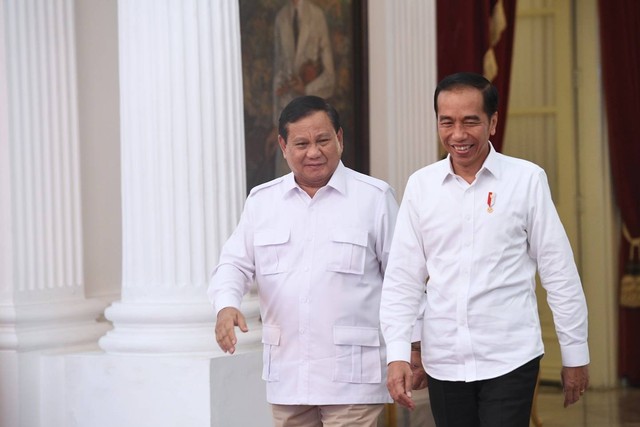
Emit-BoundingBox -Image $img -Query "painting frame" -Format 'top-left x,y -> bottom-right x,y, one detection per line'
238,0 -> 369,193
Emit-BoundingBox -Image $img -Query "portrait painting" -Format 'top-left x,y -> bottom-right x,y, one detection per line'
238,0 -> 369,193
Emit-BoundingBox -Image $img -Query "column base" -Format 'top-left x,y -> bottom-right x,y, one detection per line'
0,297 -> 112,427
0,298 -> 111,351
43,350 -> 272,427
99,297 -> 262,355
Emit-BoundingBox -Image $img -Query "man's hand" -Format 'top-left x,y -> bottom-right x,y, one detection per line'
561,365 -> 589,407
215,307 -> 248,354
287,76 -> 305,95
387,361 -> 416,410
410,350 -> 428,390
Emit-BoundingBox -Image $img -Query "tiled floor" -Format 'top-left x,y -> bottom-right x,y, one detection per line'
532,383 -> 640,427
379,384 -> 640,427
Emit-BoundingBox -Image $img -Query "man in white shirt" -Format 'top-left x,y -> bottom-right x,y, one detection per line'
209,95 -> 397,426
380,72 -> 590,427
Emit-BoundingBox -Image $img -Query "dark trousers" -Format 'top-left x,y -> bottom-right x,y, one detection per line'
427,356 -> 541,427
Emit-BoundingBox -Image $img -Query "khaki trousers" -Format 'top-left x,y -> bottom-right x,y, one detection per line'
271,403 -> 385,427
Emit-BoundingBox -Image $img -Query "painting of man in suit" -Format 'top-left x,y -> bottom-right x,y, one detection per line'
270,0 -> 336,176
239,0 -> 365,193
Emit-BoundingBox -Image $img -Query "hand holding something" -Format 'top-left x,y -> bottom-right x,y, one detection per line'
561,365 -> 589,408
215,307 -> 248,354
387,361 -> 416,410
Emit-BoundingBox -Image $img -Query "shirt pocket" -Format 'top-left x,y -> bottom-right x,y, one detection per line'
326,228 -> 368,275
254,229 -> 290,275
261,324 -> 281,382
333,325 -> 382,384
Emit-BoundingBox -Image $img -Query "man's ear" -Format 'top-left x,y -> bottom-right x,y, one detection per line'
489,112 -> 498,135
278,135 -> 287,156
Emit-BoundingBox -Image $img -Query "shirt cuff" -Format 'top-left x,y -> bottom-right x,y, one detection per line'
560,342 -> 590,367
214,294 -> 242,315
386,341 -> 411,365
410,321 -> 422,343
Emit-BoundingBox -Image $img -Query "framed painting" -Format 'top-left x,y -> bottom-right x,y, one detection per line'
238,0 -> 369,193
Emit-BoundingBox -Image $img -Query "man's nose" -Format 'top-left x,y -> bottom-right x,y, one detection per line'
452,123 -> 466,140
307,142 -> 321,156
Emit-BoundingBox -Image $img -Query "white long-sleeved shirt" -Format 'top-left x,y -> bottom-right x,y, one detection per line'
209,162 -> 397,404
380,145 -> 589,382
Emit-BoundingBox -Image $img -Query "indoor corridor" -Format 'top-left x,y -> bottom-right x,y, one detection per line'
378,384 -> 640,427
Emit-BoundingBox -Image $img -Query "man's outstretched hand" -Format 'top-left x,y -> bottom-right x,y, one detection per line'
215,307 -> 248,354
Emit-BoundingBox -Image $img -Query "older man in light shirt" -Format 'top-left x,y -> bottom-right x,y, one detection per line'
209,95 -> 397,427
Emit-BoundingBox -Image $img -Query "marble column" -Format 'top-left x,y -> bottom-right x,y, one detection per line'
0,0 -> 110,425
99,0 -> 261,355
369,0 -> 439,199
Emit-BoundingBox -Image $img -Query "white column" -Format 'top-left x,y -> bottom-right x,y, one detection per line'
99,0 -> 261,355
368,2 -> 438,422
369,0 -> 439,199
0,0 -> 110,425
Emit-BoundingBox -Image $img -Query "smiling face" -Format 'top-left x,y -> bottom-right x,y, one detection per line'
278,110 -> 343,197
436,86 -> 498,182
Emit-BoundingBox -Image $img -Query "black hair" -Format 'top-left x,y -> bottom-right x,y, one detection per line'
278,95 -> 341,142
434,72 -> 499,119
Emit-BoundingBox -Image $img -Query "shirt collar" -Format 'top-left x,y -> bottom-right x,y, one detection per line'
326,161 -> 347,195
281,161 -> 347,197
439,141 -> 501,184
282,171 -> 298,195
478,142 -> 501,179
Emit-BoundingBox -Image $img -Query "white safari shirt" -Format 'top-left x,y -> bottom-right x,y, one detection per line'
209,162 -> 397,404
380,145 -> 589,382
